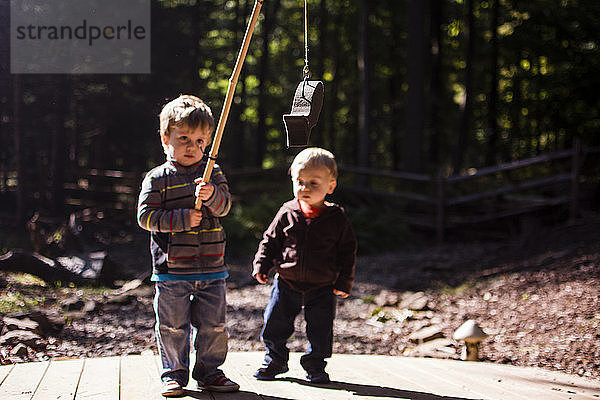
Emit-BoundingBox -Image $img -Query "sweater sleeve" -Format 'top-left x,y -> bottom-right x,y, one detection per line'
252,207 -> 286,277
333,216 -> 357,294
202,165 -> 232,217
137,173 -> 191,233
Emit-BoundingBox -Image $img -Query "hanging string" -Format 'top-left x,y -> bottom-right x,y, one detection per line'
303,0 -> 310,80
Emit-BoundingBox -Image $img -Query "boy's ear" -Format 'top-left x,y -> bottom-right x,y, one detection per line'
327,179 -> 337,194
161,134 -> 169,146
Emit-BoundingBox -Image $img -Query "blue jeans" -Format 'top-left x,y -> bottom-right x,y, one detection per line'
154,279 -> 228,385
260,277 -> 336,373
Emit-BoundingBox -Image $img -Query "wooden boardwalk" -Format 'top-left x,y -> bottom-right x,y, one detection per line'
0,352 -> 598,399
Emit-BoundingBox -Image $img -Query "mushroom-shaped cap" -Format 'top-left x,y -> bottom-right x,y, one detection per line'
453,319 -> 488,342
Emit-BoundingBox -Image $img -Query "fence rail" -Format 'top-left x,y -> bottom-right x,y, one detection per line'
1,141 -> 598,242
342,139 -> 599,241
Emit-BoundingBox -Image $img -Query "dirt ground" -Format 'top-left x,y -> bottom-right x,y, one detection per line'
1,217 -> 599,381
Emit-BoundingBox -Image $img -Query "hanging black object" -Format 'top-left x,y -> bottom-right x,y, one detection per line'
283,0 -> 323,148
283,80 -> 324,147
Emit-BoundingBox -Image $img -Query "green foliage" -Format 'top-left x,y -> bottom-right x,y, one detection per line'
0,232 -> 31,256
361,295 -> 375,304
10,273 -> 46,287
370,309 -> 392,323
347,206 -> 410,255
6,0 -> 600,173
0,273 -> 46,314
0,291 -> 44,314
0,271 -> 112,314
4,0 -> 600,238
437,280 -> 477,296
222,178 -> 413,257
222,190 -> 290,257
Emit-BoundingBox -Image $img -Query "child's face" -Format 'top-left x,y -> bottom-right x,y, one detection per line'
162,124 -> 211,166
292,165 -> 337,207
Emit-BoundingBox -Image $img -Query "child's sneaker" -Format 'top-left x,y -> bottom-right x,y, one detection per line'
200,375 -> 240,392
161,379 -> 184,397
253,363 -> 289,380
306,370 -> 330,384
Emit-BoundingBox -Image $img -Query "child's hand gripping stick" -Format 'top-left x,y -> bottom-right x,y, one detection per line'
194,178 -> 214,210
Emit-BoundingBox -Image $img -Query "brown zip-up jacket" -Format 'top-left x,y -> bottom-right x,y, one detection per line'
252,199 -> 357,294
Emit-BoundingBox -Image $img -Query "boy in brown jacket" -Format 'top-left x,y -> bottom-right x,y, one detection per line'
252,147 -> 357,383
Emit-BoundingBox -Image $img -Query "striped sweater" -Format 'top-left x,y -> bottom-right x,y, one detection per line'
137,160 -> 231,280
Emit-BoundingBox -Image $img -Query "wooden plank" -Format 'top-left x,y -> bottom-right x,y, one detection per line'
403,357 -> 552,400
340,165 -> 433,182
446,174 -> 571,205
182,387 -> 213,399
72,168 -> 139,179
333,355 -> 449,400
216,352 -> 264,399
152,354 -> 212,399
32,358 -> 84,400
328,354 -> 476,399
228,166 -> 287,178
283,353 -> 353,400
359,354 -> 537,400
445,201 -> 567,225
75,357 -> 120,400
0,364 -> 15,385
342,148 -> 574,184
1,353 -> 598,400
222,352 -> 303,399
429,358 -> 600,400
446,149 -> 574,182
343,185 -> 437,205
120,355 -> 163,400
0,361 -> 49,400
221,352 -> 327,400
330,354 -> 458,399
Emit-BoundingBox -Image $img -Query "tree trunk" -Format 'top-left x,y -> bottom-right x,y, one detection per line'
391,74 -> 401,171
14,74 -> 25,228
316,0 -> 327,80
402,0 -> 426,172
192,1 -> 203,94
429,0 -> 444,167
51,76 -> 70,214
486,0 -> 500,166
390,1 -> 403,171
0,4 -> 9,193
315,0 -> 329,148
256,0 -> 281,167
510,76 -> 522,161
326,5 -> 344,153
230,0 -> 250,169
453,0 -> 474,172
357,0 -> 370,181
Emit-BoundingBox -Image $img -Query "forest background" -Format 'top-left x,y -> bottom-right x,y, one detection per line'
0,0 -> 599,258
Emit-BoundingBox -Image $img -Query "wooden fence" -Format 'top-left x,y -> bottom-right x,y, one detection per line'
342,139 -> 599,241
62,168 -> 140,212
1,140 -> 598,241
0,167 -> 142,224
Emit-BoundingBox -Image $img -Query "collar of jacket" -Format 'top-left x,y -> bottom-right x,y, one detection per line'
167,159 -> 205,175
284,198 -> 341,219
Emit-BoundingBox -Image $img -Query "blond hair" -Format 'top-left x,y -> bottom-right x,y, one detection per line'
159,94 -> 215,139
290,147 -> 338,179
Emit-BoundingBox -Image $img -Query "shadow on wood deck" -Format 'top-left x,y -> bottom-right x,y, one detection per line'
0,352 -> 598,399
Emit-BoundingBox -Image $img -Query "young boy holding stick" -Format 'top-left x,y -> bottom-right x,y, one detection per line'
137,95 -> 239,396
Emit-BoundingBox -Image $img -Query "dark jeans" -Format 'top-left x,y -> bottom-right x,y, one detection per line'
260,277 -> 336,372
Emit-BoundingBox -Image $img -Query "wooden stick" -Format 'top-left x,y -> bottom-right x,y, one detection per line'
195,0 -> 264,210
